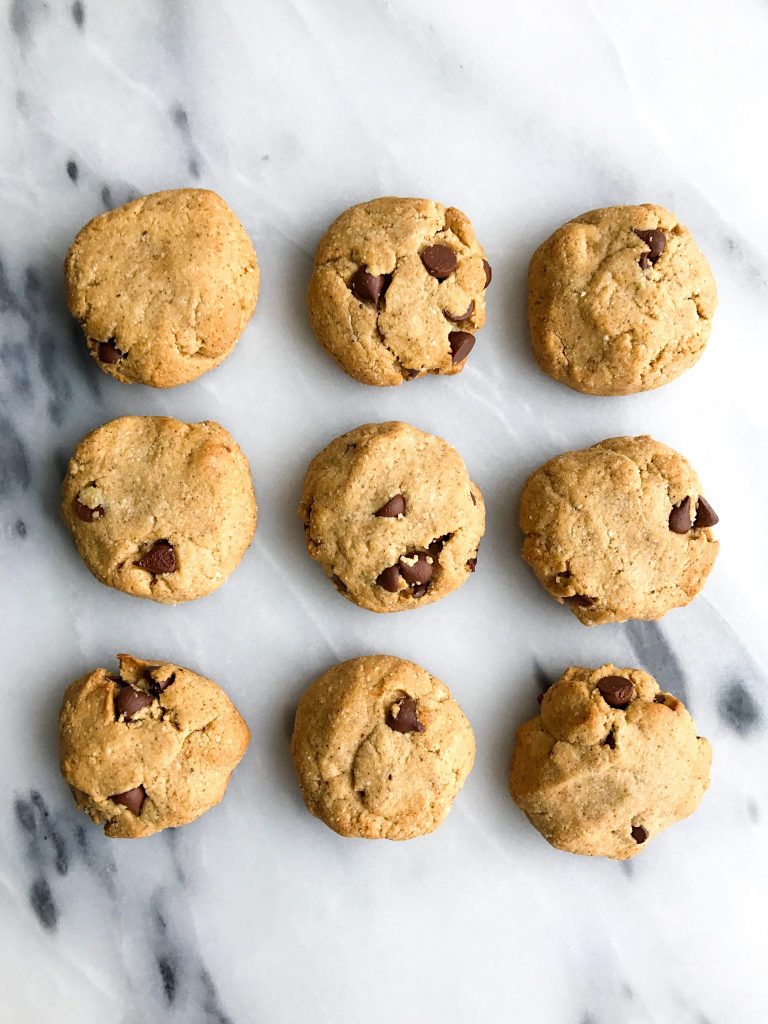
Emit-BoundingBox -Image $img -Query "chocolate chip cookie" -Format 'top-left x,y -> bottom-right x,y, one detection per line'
59,654 -> 250,838
509,664 -> 711,859
528,204 -> 717,395
291,655 -> 475,840
61,415 -> 257,604
65,189 -> 259,388
299,421 -> 485,612
307,197 -> 491,385
519,435 -> 719,624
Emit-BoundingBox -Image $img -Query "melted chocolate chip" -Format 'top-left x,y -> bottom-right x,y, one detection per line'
693,496 -> 719,529
654,693 -> 667,704
449,331 -> 475,363
421,245 -> 457,279
427,535 -> 450,558
567,594 -> 596,608
634,229 -> 666,269
443,300 -> 475,323
482,260 -> 492,288
115,685 -> 153,720
134,540 -> 177,574
385,696 -> 424,734
350,267 -> 390,306
631,824 -> 648,844
466,557 -> 477,572
376,564 -> 402,592
148,670 -> 175,695
97,339 -> 124,364
597,676 -> 634,709
470,491 -> 477,506
398,552 -> 433,587
669,496 -> 692,534
375,494 -> 405,518
72,497 -> 103,522
111,786 -> 146,815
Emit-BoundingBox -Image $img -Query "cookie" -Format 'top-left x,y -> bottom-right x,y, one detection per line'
509,664 -> 711,859
291,656 -> 475,840
61,415 -> 257,604
519,435 -> 719,624
307,197 -> 491,386
528,204 -> 717,395
299,421 -> 485,612
65,189 -> 259,388
59,654 -> 250,839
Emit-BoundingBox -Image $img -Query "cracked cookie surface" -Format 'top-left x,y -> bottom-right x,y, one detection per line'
519,435 -> 719,624
528,204 -> 717,395
299,421 -> 485,612
291,655 -> 475,840
509,664 -> 711,859
59,654 -> 250,839
307,197 -> 490,386
61,415 -> 257,604
65,189 -> 259,388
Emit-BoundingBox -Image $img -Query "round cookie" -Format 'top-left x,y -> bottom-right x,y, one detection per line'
299,421 -> 485,612
307,196 -> 491,386
61,415 -> 257,604
528,204 -> 717,395
509,664 -> 711,859
519,435 -> 719,625
65,189 -> 259,388
291,655 -> 475,840
59,654 -> 250,839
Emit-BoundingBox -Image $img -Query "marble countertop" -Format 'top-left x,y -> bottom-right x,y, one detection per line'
1,2 -> 767,1022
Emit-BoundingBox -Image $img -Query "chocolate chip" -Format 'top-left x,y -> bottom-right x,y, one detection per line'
350,267 -> 390,306
693,496 -> 719,529
331,574 -> 348,593
567,594 -> 596,607
654,694 -> 667,704
148,670 -> 175,695
375,494 -> 405,518
470,491 -> 477,506
398,552 -> 433,587
385,696 -> 424,734
427,535 -> 450,558
98,339 -> 124,364
634,229 -> 666,268
466,557 -> 477,572
111,786 -> 145,815
604,731 -> 616,749
449,331 -> 475,363
115,685 -> 153,720
443,300 -> 475,323
376,564 -> 401,592
631,824 -> 648,844
597,676 -> 635,709
483,259 -> 492,288
411,583 -> 429,598
402,367 -> 419,380
134,540 -> 176,574
72,497 -> 103,522
669,496 -> 692,534
421,245 -> 457,279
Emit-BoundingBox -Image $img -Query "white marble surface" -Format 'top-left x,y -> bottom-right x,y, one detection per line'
1,1 -> 767,1021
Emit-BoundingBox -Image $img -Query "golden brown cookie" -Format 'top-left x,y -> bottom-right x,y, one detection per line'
528,204 -> 717,395
59,654 -> 250,839
307,197 -> 491,385
65,189 -> 259,388
299,421 -> 485,612
291,656 -> 475,840
61,415 -> 257,604
509,664 -> 711,858
519,435 -> 719,624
